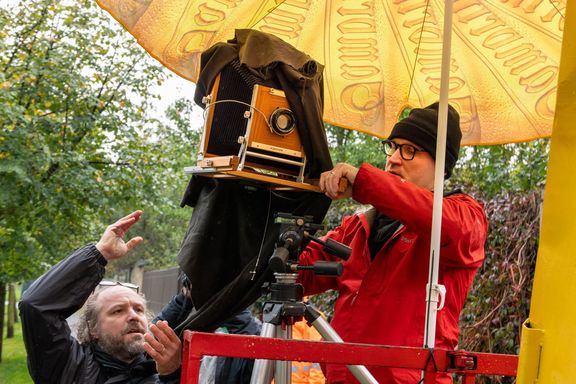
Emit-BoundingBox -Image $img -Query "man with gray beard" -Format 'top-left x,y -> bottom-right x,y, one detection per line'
20,211 -> 181,384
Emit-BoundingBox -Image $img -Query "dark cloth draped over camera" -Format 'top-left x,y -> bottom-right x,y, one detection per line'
176,29 -> 332,333
193,29 -> 332,177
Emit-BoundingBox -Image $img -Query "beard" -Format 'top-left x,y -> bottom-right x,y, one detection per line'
96,322 -> 146,362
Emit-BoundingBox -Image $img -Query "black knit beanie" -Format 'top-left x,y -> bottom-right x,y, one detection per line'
388,102 -> 462,179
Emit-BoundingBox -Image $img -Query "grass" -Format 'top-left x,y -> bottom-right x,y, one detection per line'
0,321 -> 32,384
0,284 -> 33,384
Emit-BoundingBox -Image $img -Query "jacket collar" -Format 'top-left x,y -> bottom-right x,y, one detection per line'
91,344 -> 156,383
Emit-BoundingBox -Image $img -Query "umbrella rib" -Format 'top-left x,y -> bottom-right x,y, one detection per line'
246,0 -> 288,29
547,0 -> 566,19
407,0 -> 433,103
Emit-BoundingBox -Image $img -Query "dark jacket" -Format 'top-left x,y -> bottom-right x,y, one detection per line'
214,310 -> 262,384
19,245 -> 180,384
154,292 -> 195,328
155,292 -> 261,384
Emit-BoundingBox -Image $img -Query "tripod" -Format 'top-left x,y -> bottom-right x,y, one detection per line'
250,274 -> 378,384
249,214 -> 378,384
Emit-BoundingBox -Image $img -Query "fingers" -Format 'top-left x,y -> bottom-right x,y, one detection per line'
320,164 -> 357,200
96,211 -> 143,260
144,321 -> 181,357
118,210 -> 143,222
150,320 -> 181,347
144,321 -> 181,375
143,334 -> 160,357
126,236 -> 144,251
113,210 -> 143,232
144,324 -> 167,352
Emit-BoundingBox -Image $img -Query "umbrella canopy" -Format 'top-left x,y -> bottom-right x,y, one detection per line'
97,0 -> 565,145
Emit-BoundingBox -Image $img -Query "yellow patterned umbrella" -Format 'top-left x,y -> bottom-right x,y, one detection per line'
96,0 -> 565,145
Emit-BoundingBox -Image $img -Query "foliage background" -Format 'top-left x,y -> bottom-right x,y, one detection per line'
0,0 -> 200,365
0,0 -> 199,284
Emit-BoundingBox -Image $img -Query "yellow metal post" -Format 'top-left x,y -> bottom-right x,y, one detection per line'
517,2 -> 576,382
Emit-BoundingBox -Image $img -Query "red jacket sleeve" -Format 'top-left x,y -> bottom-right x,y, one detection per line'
352,163 -> 487,267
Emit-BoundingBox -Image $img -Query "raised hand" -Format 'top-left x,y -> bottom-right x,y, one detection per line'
95,210 -> 144,261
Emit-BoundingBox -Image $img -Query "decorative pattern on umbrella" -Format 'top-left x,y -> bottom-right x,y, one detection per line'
96,0 -> 565,145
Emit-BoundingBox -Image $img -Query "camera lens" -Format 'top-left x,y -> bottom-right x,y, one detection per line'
270,108 -> 296,136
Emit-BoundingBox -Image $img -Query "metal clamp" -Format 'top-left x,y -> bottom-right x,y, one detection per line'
427,283 -> 446,310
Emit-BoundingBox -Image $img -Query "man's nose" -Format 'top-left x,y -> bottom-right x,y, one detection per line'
388,148 -> 403,164
127,307 -> 142,320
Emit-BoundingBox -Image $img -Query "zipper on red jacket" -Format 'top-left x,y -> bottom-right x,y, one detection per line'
350,290 -> 359,306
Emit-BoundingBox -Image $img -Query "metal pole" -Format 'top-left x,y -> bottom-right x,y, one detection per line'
424,0 -> 453,349
274,325 -> 292,384
250,323 -> 276,384
310,316 -> 379,384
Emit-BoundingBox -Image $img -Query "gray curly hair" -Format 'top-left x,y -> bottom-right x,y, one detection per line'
76,290 -> 102,344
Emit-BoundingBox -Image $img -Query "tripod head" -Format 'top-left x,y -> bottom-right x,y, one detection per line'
268,213 -> 351,276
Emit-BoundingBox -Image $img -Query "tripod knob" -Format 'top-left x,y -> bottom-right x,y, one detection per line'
269,246 -> 290,272
313,261 -> 344,276
297,261 -> 344,276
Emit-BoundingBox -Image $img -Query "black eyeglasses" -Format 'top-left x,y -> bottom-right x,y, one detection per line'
381,140 -> 426,161
98,280 -> 140,293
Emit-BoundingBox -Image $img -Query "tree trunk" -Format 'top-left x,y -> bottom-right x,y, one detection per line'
13,287 -> 18,324
7,284 -> 15,338
0,283 -> 6,363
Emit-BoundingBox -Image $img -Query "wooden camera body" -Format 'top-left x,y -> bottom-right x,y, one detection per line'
186,61 -> 318,191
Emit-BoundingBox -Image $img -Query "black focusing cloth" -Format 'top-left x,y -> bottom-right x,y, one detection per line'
175,29 -> 332,332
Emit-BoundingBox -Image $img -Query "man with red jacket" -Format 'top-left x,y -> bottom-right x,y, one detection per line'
298,102 -> 487,383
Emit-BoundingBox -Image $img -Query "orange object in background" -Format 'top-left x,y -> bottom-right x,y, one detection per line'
289,320 -> 325,384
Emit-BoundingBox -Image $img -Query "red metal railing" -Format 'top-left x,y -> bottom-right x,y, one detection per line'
181,331 -> 517,383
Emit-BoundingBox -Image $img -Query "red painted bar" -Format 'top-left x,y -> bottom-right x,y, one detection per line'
181,331 -> 517,383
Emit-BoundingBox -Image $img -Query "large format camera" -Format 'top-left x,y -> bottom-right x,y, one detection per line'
185,61 -> 317,191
